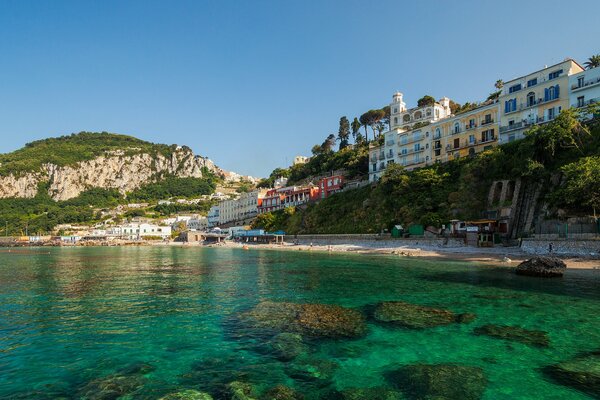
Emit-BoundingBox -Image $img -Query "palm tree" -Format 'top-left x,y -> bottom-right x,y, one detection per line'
584,55 -> 600,70
494,79 -> 504,90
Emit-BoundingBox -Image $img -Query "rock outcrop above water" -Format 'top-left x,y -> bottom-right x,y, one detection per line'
474,324 -> 550,347
240,301 -> 367,339
515,257 -> 566,277
386,364 -> 487,400
372,301 -> 475,329
542,351 -> 600,398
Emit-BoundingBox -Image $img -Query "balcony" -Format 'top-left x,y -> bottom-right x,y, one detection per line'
504,97 -> 559,115
445,137 -> 495,152
481,119 -> 495,126
386,140 -> 395,146
575,97 -> 600,108
499,115 -> 556,134
398,135 -> 423,147
571,77 -> 600,91
386,152 -> 394,159
465,124 -> 477,130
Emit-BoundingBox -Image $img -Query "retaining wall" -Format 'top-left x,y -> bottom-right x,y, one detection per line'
521,238 -> 600,257
283,234 -> 467,248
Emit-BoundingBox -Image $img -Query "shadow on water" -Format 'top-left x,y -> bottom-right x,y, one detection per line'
420,266 -> 600,300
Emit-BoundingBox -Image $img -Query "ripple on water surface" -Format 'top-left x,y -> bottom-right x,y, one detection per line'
0,247 -> 598,399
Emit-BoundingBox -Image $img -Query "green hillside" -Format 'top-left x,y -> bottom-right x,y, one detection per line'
0,131 -> 178,176
253,108 -> 600,235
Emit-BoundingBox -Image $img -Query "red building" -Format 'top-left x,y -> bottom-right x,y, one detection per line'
257,185 -> 320,214
318,175 -> 344,199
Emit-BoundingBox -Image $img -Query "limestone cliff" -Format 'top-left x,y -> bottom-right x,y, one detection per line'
0,146 -> 224,201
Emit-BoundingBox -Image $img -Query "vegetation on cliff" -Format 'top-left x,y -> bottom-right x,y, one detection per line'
0,132 -> 179,176
253,106 -> 600,234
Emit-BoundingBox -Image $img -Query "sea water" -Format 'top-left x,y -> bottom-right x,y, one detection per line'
0,247 -> 598,399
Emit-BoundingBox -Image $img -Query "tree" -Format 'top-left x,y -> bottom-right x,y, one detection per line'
584,55 -> 600,69
351,117 -> 361,142
381,105 -> 391,130
360,109 -> 386,141
525,108 -> 590,164
448,100 -> 461,114
337,116 -> 351,150
417,95 -> 435,107
321,134 -> 336,153
554,156 -> 600,216
494,79 -> 504,90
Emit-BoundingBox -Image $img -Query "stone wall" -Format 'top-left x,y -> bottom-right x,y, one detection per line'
521,238 -> 600,257
283,234 -> 466,248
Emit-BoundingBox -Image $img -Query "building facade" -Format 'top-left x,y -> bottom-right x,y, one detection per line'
318,175 -> 344,199
498,59 -> 584,143
218,190 -> 266,226
207,206 -> 220,228
569,66 -> 600,116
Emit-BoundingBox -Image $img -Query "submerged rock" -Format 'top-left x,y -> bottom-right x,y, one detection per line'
542,351 -> 600,398
474,324 -> 550,347
262,384 -> 304,400
515,256 -> 566,277
386,364 -> 487,400
228,381 -> 259,400
269,333 -> 309,361
337,387 -> 404,400
286,358 -> 339,387
373,301 -> 475,329
159,389 -> 214,400
78,373 -> 146,400
240,301 -> 367,338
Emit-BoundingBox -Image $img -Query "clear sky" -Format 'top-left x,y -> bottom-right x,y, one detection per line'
0,0 -> 599,177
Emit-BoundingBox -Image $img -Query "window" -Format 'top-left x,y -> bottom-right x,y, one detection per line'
453,138 -> 460,149
401,148 -> 408,155
509,84 -> 522,93
527,78 -> 538,87
545,84 -> 560,101
403,114 -> 411,122
393,117 -> 398,124
548,107 -> 556,120
426,109 -> 432,116
504,99 -> 517,113
548,69 -> 563,80
414,111 -> 422,119
434,128 -> 441,139
577,96 -> 585,108
527,92 -> 536,107
393,107 -> 398,113
468,118 -> 475,128
453,122 -> 460,134
577,76 -> 584,88
414,143 -> 421,151
469,134 -> 475,144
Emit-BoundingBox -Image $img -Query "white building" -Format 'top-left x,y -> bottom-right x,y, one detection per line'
218,190 -> 265,225
108,223 -> 172,240
369,93 -> 452,182
293,156 -> 309,165
207,206 -> 220,228
569,66 -> 600,116
274,177 -> 288,188
187,216 -> 208,231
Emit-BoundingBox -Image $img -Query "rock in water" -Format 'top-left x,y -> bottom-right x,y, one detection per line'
474,324 -> 550,347
262,385 -> 304,400
269,333 -> 308,361
337,387 -> 404,400
285,358 -> 339,387
386,364 -> 487,400
373,301 -> 475,329
227,381 -> 258,400
515,256 -> 566,277
159,390 -> 214,400
240,301 -> 367,338
542,351 -> 600,398
78,374 -> 146,400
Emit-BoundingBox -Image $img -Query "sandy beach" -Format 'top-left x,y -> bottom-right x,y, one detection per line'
209,240 -> 600,270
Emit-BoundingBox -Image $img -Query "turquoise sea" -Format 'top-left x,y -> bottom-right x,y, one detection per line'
0,247 -> 598,399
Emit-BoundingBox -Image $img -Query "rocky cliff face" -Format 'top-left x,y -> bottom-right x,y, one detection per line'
0,147 -> 225,201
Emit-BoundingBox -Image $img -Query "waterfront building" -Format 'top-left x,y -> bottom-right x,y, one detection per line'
218,190 -> 266,226
430,101 -> 499,163
498,58 -> 584,143
569,66 -> 600,118
187,216 -> 208,231
207,206 -> 220,228
108,223 -> 172,240
257,185 -> 320,214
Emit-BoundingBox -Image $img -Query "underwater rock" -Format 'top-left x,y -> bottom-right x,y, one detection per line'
542,350 -> 600,398
515,256 -> 566,277
270,333 -> 309,361
373,301 -> 474,329
240,301 -> 367,338
386,364 -> 487,400
474,324 -> 550,347
118,361 -> 156,375
285,358 -> 339,387
337,386 -> 404,400
159,389 -> 214,400
227,381 -> 258,400
262,384 -> 304,400
78,373 -> 146,400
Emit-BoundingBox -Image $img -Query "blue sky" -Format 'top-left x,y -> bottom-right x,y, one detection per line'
0,0 -> 599,177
